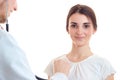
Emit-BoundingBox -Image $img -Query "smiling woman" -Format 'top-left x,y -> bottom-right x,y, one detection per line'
67,13 -> 96,47
44,4 -> 116,80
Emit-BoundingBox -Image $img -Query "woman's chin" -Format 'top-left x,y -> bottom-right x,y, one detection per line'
73,42 -> 85,47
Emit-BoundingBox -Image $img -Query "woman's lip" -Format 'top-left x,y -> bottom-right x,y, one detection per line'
75,36 -> 84,39
75,36 -> 84,38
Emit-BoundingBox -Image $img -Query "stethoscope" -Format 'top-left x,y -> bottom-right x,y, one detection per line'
6,0 -> 9,32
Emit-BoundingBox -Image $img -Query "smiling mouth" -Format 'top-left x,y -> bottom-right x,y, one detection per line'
75,36 -> 84,40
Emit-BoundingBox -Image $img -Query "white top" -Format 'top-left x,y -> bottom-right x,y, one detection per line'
45,54 -> 116,80
0,29 -> 37,80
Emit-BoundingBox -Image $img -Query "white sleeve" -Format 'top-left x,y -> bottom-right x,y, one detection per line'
0,30 -> 37,80
51,73 -> 68,80
101,58 -> 116,79
44,60 -> 54,77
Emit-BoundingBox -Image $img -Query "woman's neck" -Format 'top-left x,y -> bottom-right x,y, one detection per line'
71,44 -> 92,55
67,44 -> 93,62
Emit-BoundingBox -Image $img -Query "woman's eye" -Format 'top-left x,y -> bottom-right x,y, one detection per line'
84,24 -> 90,28
71,24 -> 77,28
71,25 -> 76,27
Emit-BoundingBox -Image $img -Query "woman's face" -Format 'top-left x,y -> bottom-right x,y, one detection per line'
0,0 -> 17,23
68,13 -> 96,47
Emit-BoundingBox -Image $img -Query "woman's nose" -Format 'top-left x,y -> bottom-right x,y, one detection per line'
76,27 -> 83,34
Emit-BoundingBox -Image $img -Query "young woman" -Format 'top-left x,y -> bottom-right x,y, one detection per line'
45,4 -> 116,80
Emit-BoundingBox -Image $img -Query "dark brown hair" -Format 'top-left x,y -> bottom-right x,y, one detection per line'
66,4 -> 97,31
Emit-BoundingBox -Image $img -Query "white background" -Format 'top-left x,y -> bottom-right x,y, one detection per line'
6,0 -> 120,79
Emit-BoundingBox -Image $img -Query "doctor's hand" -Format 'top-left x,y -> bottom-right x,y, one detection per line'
54,59 -> 70,76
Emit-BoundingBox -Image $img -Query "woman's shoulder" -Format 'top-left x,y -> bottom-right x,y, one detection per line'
91,54 -> 112,66
92,54 -> 116,79
87,54 -> 115,73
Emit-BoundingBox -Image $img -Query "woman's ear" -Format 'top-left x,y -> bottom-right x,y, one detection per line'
93,29 -> 97,34
67,31 -> 69,34
67,30 -> 69,34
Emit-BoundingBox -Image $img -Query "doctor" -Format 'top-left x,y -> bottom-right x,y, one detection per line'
0,0 -> 69,80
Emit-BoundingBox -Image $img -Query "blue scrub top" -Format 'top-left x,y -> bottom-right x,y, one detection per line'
0,29 -> 37,80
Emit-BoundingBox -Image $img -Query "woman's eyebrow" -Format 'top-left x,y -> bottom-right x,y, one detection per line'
70,22 -> 77,25
84,22 -> 90,25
